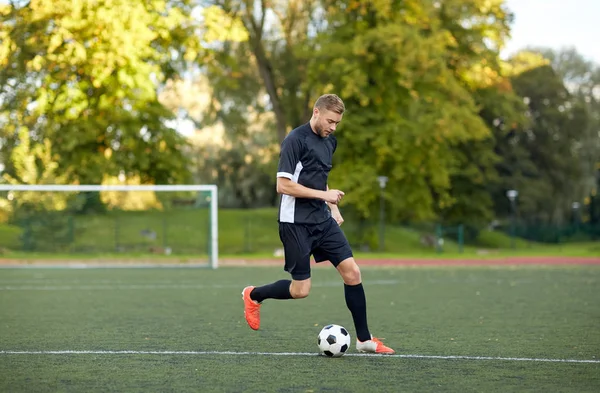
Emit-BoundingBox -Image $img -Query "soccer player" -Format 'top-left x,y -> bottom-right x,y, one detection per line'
242,94 -> 394,354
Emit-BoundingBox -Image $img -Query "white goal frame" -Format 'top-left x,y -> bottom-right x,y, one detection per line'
0,184 -> 219,268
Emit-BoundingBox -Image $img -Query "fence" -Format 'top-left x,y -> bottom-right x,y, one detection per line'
1,204 -> 598,256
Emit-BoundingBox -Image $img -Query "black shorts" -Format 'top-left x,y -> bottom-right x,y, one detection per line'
278,218 -> 354,280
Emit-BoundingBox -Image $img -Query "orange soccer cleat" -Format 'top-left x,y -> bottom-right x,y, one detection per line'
241,286 -> 261,330
356,337 -> 395,354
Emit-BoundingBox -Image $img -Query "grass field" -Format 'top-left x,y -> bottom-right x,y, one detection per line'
0,206 -> 599,259
1,263 -> 599,392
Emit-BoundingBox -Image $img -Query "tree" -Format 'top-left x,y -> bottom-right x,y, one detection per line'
531,47 -> 600,222
480,83 -> 541,224
0,0 -> 199,189
504,55 -> 588,225
310,1 -> 496,229
0,128 -> 73,217
201,0 -> 520,238
434,0 -> 514,227
193,2 -> 325,207
0,128 -> 78,251
203,0 -> 321,145
158,73 -> 279,208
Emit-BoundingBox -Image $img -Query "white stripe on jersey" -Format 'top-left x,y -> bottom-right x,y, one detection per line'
279,162 -> 303,223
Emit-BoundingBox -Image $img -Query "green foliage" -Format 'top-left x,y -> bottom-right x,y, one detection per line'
191,124 -> 279,208
0,0 -> 197,186
0,128 -> 74,222
312,1 -> 493,226
2,0 -> 596,242
0,127 -> 80,249
196,1 -> 320,207
434,0 -> 515,227
199,0 -> 600,239
3,128 -> 70,188
506,60 -> 587,224
532,47 -> 600,223
473,78 -> 530,222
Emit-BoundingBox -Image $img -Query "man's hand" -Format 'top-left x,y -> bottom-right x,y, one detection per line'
330,205 -> 344,226
322,189 -> 344,205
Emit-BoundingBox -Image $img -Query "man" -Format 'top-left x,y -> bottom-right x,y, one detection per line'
241,94 -> 394,354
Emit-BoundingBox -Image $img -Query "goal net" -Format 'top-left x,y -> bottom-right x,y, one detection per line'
0,184 -> 219,268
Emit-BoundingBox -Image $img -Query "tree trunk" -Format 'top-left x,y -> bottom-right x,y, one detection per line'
242,0 -> 288,145
251,37 -> 288,144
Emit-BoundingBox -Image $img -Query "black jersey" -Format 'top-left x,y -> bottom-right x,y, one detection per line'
276,123 -> 337,224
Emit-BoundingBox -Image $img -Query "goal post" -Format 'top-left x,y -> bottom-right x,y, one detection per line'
0,184 -> 219,268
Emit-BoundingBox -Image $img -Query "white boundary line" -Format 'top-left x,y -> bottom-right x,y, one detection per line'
0,279 -> 403,291
0,350 -> 597,363
0,278 -> 546,291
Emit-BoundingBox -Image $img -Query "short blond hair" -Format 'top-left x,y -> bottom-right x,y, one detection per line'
314,94 -> 345,114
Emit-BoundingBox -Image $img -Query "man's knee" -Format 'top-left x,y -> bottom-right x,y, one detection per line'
337,258 -> 362,285
290,279 -> 311,299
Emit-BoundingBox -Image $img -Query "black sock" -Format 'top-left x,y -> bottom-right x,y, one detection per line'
250,280 -> 293,303
344,283 -> 371,342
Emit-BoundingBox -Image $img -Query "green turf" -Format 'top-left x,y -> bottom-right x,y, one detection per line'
1,265 -> 599,392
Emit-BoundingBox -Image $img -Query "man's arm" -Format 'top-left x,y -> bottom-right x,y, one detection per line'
276,177 -> 326,200
276,178 -> 344,205
326,185 -> 344,225
325,185 -> 337,210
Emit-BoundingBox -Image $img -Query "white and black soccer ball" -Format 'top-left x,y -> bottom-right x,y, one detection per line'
317,324 -> 351,357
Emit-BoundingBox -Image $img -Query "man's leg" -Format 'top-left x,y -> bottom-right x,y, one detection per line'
241,281 -> 292,330
247,277 -> 311,303
314,220 -> 395,354
335,258 -> 370,341
242,223 -> 312,330
249,280 -> 294,302
335,258 -> 394,354
242,275 -> 311,330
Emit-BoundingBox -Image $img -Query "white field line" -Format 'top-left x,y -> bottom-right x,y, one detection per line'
0,278 -> 541,291
0,280 -> 400,291
0,350 -> 597,364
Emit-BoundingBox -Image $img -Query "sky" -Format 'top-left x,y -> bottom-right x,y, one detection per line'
502,0 -> 600,64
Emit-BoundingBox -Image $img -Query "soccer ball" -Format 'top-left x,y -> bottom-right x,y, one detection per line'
317,324 -> 351,357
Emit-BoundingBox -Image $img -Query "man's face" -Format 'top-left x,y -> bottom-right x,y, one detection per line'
313,108 -> 343,138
